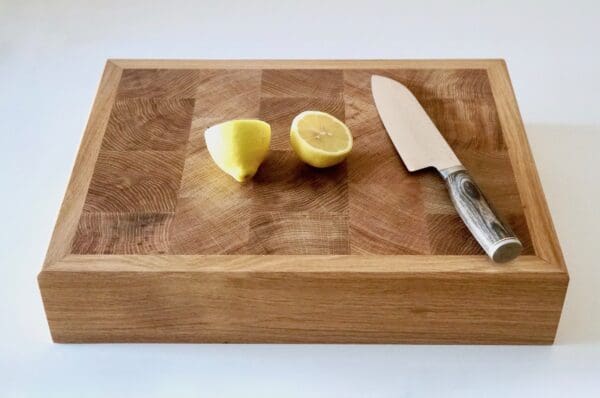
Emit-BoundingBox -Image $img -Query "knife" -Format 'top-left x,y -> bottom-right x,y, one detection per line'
371,75 -> 522,263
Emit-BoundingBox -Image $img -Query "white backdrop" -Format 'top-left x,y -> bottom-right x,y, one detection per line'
1,1 -> 599,396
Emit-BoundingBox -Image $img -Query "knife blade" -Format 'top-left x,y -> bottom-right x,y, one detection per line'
371,75 -> 522,263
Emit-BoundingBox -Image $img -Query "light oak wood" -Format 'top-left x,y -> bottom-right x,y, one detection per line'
487,61 -> 567,269
39,263 -> 565,344
38,59 -> 568,344
110,59 -> 503,70
48,254 -> 559,273
43,61 -> 122,266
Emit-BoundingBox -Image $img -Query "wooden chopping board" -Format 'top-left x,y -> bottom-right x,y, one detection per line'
38,60 -> 568,344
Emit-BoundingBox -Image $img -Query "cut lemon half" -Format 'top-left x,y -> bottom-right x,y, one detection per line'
205,119 -> 271,182
290,111 -> 353,168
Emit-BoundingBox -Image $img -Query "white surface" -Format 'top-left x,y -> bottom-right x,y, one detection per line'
1,1 -> 599,396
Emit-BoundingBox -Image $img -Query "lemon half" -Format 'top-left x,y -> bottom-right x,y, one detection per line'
205,119 -> 271,182
290,111 -> 352,168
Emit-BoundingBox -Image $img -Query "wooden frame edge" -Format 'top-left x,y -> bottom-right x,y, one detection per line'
486,60 -> 567,274
43,254 -> 565,276
108,58 -> 504,70
41,60 -> 123,269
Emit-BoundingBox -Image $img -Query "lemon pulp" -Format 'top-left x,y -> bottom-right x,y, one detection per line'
290,111 -> 352,168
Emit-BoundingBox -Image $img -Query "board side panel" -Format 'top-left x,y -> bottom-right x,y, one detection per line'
487,61 -> 566,270
39,268 -> 567,344
42,61 -> 123,266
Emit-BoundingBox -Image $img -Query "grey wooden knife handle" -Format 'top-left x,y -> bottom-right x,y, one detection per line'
440,166 -> 522,263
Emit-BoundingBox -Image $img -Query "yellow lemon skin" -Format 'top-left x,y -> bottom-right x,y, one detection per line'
205,119 -> 271,182
290,111 -> 352,168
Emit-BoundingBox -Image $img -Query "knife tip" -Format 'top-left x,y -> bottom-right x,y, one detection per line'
371,75 -> 385,92
371,74 -> 384,84
371,74 -> 393,90
371,74 -> 412,96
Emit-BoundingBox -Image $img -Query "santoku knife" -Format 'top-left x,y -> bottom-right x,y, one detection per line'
371,75 -> 522,263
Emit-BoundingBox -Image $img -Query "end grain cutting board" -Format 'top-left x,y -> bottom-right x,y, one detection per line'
38,59 -> 568,344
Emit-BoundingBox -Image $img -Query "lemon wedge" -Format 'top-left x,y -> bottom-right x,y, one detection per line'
290,111 -> 352,168
205,119 -> 271,182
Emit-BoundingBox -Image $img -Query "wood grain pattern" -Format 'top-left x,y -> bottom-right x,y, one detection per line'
420,97 -> 505,152
349,177 -> 429,255
72,213 -> 172,255
38,267 -> 565,344
248,212 -> 349,255
170,196 -> 249,254
82,150 -> 185,213
194,69 -> 262,117
252,151 -> 348,213
47,253 -> 562,274
102,98 -> 193,151
261,69 -> 344,98
42,61 -> 122,266
39,59 -> 568,344
486,61 -> 566,269
426,213 -> 482,254
172,148 -> 253,254
117,69 -> 199,98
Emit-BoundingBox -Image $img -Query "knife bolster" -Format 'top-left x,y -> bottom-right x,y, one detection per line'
439,165 -> 467,178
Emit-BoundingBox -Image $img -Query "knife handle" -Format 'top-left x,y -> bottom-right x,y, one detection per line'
440,166 -> 523,263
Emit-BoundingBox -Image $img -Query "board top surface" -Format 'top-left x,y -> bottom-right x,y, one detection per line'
42,60 -> 567,274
